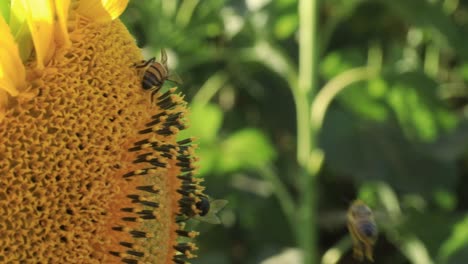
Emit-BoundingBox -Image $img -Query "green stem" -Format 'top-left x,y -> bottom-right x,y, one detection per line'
296,0 -> 319,263
192,71 -> 228,106
176,0 -> 200,27
311,67 -> 377,131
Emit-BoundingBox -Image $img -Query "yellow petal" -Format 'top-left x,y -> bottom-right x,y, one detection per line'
21,0 -> 55,69
77,0 -> 129,22
0,14 -> 26,97
54,0 -> 71,48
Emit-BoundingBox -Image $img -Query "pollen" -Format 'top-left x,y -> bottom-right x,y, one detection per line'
0,12 -> 204,264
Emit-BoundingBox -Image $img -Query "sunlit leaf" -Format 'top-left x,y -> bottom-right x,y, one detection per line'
438,215 -> 468,263
433,189 -> 457,211
218,129 -> 276,173
320,49 -> 366,79
274,13 -> 297,39
338,77 -> 390,122
196,147 -> 219,176
182,103 -> 223,142
386,72 -> 458,142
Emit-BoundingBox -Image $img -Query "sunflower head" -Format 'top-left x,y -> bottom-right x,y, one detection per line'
0,1 -> 213,263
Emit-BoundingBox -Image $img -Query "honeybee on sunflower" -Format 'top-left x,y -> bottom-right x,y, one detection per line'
133,48 -> 182,101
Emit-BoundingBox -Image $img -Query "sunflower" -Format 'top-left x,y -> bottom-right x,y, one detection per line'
0,0 -> 207,263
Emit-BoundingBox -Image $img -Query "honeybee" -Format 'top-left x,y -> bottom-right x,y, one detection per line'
133,49 -> 182,101
193,196 -> 228,225
347,200 -> 378,262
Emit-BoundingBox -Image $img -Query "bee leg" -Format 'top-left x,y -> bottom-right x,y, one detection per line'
363,242 -> 374,262
150,86 -> 162,104
133,57 -> 156,68
348,223 -> 365,261
353,241 -> 365,262
176,214 -> 190,223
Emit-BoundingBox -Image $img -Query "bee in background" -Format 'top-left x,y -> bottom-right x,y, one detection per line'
193,195 -> 228,225
347,200 -> 378,262
133,49 -> 182,101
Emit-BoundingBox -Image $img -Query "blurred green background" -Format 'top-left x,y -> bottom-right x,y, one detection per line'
122,0 -> 468,263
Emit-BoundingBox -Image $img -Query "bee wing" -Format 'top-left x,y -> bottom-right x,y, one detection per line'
194,213 -> 222,225
209,199 -> 228,214
167,72 -> 183,85
160,48 -> 168,67
192,199 -> 227,225
319,210 -> 348,230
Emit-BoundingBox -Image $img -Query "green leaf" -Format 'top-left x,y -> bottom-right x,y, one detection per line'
459,63 -> 468,81
421,121 -> 468,162
337,77 -> 390,122
336,71 -> 460,143
0,1 -> 9,22
274,13 -> 297,39
196,147 -> 219,176
320,49 -> 366,79
218,129 -> 276,173
439,215 -> 468,263
385,72 -> 458,142
433,189 -> 456,211
181,103 -> 223,143
398,210 -> 461,258
381,0 -> 468,60
320,108 -> 458,197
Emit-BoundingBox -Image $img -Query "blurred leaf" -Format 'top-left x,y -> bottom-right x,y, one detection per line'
397,210 -> 461,258
433,189 -> 457,211
328,0 -> 365,11
274,13 -> 297,39
178,103 -> 223,176
246,0 -> 271,12
218,129 -> 276,173
438,215 -> 468,263
381,0 -> 468,59
459,63 -> 468,81
386,72 -> 458,142
331,70 -> 458,142
421,121 -> 468,162
184,103 -> 223,142
321,50 -> 389,122
338,77 -> 390,122
395,236 -> 434,264
196,147 -> 220,176
260,248 -> 302,264
320,49 -> 366,79
274,0 -> 297,9
445,249 -> 468,264
320,108 -> 458,197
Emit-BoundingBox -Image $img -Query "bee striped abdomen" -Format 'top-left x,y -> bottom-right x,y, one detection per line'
142,63 -> 168,90
133,49 -> 171,101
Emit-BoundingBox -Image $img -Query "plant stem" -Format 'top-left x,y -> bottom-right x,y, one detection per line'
192,71 -> 228,106
311,67 -> 376,130
297,0 -> 319,263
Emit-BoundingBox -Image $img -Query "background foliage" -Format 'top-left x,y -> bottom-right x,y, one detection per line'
122,0 -> 468,263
